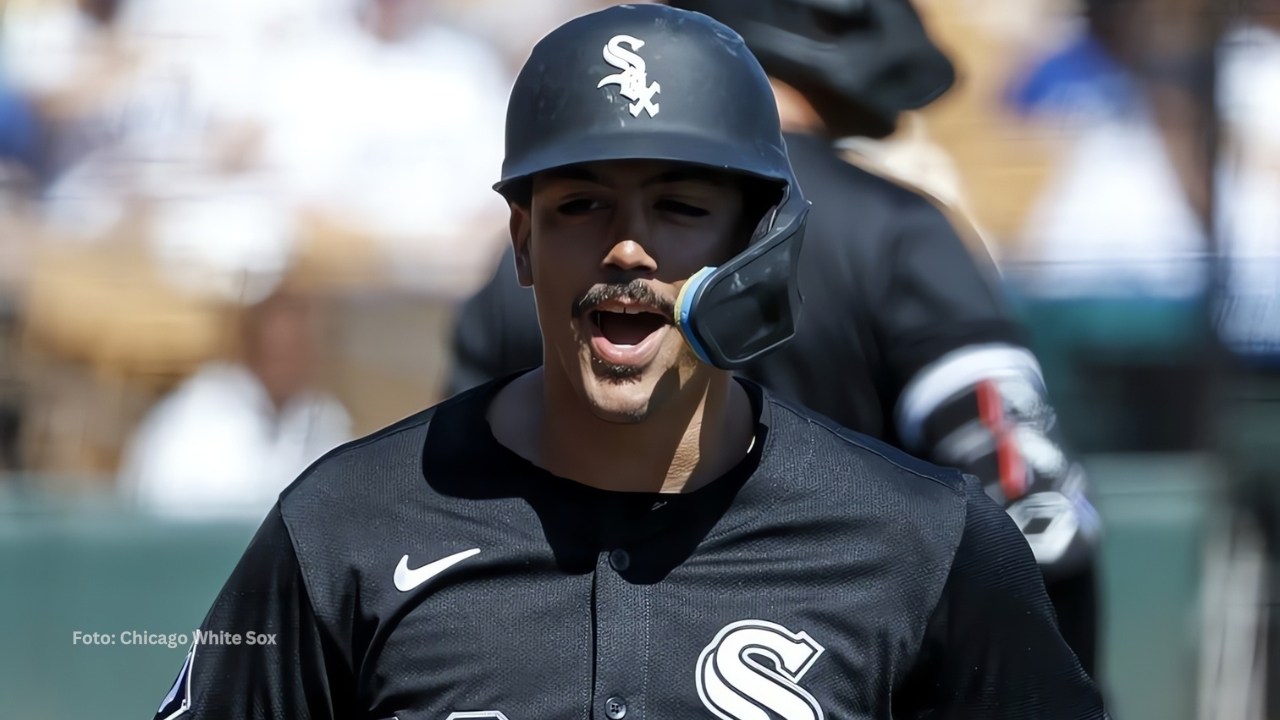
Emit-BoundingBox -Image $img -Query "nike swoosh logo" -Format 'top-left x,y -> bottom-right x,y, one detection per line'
394,548 -> 481,593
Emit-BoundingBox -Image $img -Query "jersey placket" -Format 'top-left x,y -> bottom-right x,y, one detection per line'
591,545 -> 650,720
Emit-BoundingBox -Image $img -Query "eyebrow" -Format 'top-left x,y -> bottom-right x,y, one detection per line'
541,166 -> 730,188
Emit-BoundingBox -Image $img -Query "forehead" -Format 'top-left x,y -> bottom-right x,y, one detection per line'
532,159 -> 742,189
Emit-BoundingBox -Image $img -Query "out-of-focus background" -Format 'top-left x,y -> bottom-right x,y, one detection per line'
0,0 -> 1271,717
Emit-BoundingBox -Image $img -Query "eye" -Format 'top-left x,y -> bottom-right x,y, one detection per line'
656,199 -> 709,217
558,198 -> 606,215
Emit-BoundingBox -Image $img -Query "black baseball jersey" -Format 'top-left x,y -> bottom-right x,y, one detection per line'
447,131 -> 1022,448
152,376 -> 1104,720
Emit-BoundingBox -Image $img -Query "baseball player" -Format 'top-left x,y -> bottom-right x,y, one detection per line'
152,5 -> 1105,719
447,0 -> 1105,675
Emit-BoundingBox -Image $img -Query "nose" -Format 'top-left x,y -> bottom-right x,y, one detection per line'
601,199 -> 657,275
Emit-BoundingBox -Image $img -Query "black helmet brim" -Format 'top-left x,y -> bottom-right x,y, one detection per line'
494,128 -> 791,201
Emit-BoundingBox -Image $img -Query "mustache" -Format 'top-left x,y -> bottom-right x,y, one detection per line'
572,280 -> 675,319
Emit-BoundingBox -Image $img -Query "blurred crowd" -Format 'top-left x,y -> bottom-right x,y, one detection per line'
0,0 -> 618,516
0,0 -> 1271,525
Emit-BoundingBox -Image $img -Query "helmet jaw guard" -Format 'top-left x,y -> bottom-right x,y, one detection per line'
676,189 -> 809,369
496,4 -> 811,369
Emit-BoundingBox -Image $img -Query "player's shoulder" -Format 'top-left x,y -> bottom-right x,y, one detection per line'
764,390 -> 967,498
756,387 -> 978,590
792,134 -> 979,241
758,390 -> 977,549
801,139 -> 942,212
763,392 -> 1029,585
790,137 -> 972,253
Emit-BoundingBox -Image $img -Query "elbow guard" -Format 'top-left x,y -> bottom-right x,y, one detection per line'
897,345 -> 1101,577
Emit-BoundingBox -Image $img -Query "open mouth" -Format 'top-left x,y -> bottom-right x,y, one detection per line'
585,302 -> 672,367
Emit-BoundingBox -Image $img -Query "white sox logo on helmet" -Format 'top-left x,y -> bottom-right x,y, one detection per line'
598,34 -> 661,118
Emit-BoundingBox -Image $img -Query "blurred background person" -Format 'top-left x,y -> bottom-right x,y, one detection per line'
0,77 -> 43,187
1215,0 -> 1280,366
1203,1 -> 1280,716
243,0 -> 514,297
0,0 -> 130,189
0,293 -> 21,475
1010,0 -> 1211,305
1000,0 -> 1220,455
0,44 -> 43,478
7,0 -> 519,486
117,282 -> 352,522
446,0 -> 1104,677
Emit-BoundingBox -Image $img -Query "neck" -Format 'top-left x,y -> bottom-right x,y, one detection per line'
771,77 -> 827,137
493,366 -> 753,494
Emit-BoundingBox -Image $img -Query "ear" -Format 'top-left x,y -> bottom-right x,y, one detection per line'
509,203 -> 534,288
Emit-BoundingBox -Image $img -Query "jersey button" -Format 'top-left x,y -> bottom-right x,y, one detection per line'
604,696 -> 628,719
609,548 -> 631,572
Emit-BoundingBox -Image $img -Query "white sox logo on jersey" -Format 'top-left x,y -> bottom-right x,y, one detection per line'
696,619 -> 826,720
597,34 -> 661,118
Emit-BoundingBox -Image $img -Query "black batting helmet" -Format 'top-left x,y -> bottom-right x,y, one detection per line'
494,3 -> 810,369
667,0 -> 956,137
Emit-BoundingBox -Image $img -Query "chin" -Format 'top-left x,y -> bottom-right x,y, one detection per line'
576,344 -> 707,424
579,364 -> 660,424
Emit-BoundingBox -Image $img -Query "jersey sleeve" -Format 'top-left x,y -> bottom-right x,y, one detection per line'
894,476 -> 1107,719
873,195 -> 1023,392
151,504 -> 351,720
